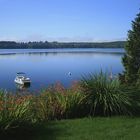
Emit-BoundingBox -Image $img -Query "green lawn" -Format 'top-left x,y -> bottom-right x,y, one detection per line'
2,117 -> 140,140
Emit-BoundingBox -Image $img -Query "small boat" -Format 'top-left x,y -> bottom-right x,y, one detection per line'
14,72 -> 31,85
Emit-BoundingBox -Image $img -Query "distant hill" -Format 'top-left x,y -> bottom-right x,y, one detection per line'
0,41 -> 126,49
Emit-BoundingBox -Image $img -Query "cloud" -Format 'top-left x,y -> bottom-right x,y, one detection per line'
0,34 -> 126,43
45,36 -> 95,42
17,34 -> 96,42
19,34 -> 46,42
0,36 -> 18,41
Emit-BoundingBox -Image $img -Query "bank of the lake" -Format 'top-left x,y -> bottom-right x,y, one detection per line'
1,71 -> 140,139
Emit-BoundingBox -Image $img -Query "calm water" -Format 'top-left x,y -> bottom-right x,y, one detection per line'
0,48 -> 124,92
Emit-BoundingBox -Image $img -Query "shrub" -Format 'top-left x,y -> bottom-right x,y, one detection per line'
120,86 -> 140,116
80,72 -> 133,116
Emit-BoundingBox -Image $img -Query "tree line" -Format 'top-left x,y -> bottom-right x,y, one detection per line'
0,41 -> 125,49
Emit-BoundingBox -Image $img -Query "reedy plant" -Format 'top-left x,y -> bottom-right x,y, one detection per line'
35,91 -> 64,120
56,90 -> 87,119
0,90 -> 36,132
35,83 -> 87,120
80,72 -> 133,116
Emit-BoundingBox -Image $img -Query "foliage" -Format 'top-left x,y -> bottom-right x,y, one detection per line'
0,90 -> 36,133
0,83 -> 87,133
122,11 -> 140,84
80,72 -> 133,116
120,85 -> 140,115
0,41 -> 125,49
35,82 -> 87,120
1,74 -> 140,135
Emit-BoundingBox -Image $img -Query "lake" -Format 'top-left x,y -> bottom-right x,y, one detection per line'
0,48 -> 124,92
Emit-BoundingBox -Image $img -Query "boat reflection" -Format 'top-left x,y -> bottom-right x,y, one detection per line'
15,83 -> 30,91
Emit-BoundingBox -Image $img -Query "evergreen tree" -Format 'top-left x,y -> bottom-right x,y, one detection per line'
122,11 -> 140,84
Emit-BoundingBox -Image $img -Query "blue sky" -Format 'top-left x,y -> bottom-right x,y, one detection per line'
0,0 -> 139,42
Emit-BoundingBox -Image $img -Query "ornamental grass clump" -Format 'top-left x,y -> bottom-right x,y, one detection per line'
0,90 -> 36,133
80,72 -> 133,116
55,89 -> 87,119
35,82 -> 87,120
35,91 -> 64,121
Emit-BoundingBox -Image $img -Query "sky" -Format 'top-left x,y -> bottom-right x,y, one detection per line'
0,0 -> 139,42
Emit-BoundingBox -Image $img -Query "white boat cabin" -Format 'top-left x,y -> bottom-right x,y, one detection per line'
14,72 -> 31,85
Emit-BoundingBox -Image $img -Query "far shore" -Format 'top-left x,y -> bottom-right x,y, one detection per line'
0,41 -> 125,49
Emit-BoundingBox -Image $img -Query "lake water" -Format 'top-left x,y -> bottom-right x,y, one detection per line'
0,48 -> 124,92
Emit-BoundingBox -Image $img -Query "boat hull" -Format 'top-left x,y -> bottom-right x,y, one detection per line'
14,79 -> 31,85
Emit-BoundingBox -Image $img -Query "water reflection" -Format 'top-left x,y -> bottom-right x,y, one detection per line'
0,48 -> 125,54
15,83 -> 30,91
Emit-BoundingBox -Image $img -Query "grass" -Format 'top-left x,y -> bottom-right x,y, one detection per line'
2,117 -> 140,140
80,72 -> 133,116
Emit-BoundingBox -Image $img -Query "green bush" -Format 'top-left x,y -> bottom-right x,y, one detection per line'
120,86 -> 140,116
80,72 -> 133,116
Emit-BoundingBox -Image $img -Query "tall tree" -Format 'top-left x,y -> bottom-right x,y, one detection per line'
122,11 -> 140,84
